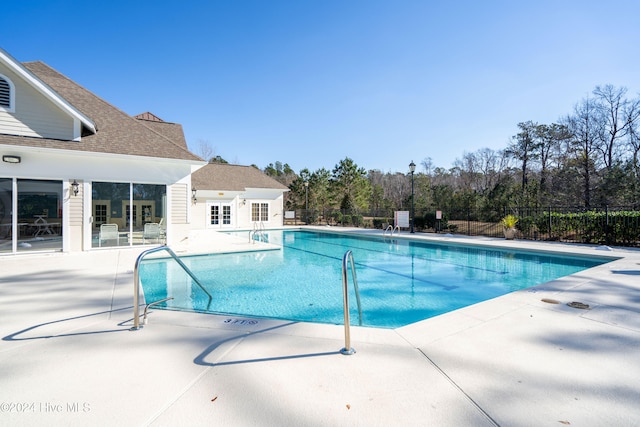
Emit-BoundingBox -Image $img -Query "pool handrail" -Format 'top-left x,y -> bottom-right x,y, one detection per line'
383,224 -> 400,236
249,222 -> 267,243
131,245 -> 212,330
341,250 -> 362,355
142,297 -> 174,325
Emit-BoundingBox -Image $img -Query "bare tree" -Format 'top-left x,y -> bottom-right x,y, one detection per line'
386,173 -> 410,210
195,139 -> 216,162
564,96 -> 604,207
623,94 -> 640,176
630,111 -> 640,177
421,157 -> 434,176
593,85 -> 639,169
452,152 -> 480,193
453,148 -> 505,196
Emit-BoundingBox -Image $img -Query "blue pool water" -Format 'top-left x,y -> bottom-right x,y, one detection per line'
139,230 -> 613,328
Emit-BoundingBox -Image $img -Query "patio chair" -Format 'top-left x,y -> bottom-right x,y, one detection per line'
143,222 -> 161,244
158,218 -> 167,242
99,224 -> 119,247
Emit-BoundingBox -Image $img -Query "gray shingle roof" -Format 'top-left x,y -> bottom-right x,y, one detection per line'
192,163 -> 290,191
135,116 -> 188,149
0,61 -> 202,162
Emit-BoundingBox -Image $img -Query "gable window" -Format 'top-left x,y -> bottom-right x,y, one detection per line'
251,202 -> 269,222
0,74 -> 15,112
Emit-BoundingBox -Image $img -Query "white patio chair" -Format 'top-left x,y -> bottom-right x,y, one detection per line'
143,223 -> 161,244
99,224 -> 119,247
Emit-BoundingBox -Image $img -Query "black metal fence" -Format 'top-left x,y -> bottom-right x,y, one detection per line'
287,206 -> 640,247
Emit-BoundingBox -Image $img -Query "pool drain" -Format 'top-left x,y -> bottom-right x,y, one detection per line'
567,301 -> 590,309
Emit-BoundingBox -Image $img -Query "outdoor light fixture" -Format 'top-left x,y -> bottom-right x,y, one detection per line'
192,187 -> 197,204
409,161 -> 416,233
71,179 -> 79,196
2,155 -> 21,164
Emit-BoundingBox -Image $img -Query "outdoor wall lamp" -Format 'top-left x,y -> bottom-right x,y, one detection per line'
71,179 -> 79,196
192,187 -> 197,204
2,155 -> 21,164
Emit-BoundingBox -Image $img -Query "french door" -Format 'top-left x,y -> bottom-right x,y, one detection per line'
207,202 -> 233,228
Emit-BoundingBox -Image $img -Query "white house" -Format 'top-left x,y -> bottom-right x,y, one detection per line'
0,48 -> 206,254
0,48 -> 292,256
191,163 -> 289,231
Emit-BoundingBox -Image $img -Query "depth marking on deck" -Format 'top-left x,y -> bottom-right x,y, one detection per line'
223,318 -> 259,326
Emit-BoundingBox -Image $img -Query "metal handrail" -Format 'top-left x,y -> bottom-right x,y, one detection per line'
142,297 -> 174,325
340,250 -> 362,355
383,225 -> 400,236
249,229 -> 265,243
249,222 -> 267,243
131,245 -> 211,330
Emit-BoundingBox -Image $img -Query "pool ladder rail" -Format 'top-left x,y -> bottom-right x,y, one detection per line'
142,297 -> 174,325
131,245 -> 212,330
341,250 -> 362,355
249,222 -> 267,243
383,224 -> 400,236
131,245 -> 363,357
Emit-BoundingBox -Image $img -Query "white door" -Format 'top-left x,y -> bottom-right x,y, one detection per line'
206,202 -> 233,228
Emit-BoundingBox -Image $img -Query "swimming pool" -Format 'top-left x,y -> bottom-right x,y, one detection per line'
139,230 -> 613,328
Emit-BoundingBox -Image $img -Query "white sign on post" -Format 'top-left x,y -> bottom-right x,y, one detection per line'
395,211 -> 410,228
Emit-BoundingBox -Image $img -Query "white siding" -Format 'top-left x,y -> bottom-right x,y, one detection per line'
171,183 -> 188,224
190,190 -> 285,231
69,180 -> 83,226
0,63 -> 75,140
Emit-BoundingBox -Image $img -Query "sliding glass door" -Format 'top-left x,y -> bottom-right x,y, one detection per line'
92,182 -> 165,248
0,178 -> 11,254
0,178 -> 63,254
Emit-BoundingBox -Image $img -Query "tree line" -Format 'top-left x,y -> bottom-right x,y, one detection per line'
201,84 -> 640,218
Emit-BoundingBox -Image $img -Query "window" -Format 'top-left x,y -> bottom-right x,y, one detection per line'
222,205 -> 231,225
16,179 -> 63,253
91,182 -> 166,248
251,202 -> 269,222
0,75 -> 14,112
210,205 -> 219,225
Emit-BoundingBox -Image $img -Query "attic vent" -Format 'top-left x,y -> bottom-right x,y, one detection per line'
0,77 -> 10,108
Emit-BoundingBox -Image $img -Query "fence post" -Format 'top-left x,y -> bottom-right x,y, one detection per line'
548,206 -> 552,240
605,205 -> 610,245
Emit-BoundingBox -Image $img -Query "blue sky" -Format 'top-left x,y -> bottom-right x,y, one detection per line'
3,1 -> 639,174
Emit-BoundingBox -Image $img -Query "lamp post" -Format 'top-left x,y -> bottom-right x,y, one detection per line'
409,161 -> 416,233
304,181 -> 309,224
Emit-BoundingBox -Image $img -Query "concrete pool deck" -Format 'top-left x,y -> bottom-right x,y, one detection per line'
1,228 -> 640,426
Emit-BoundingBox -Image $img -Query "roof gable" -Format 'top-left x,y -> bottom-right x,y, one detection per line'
0,48 -> 96,138
0,56 -> 203,162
